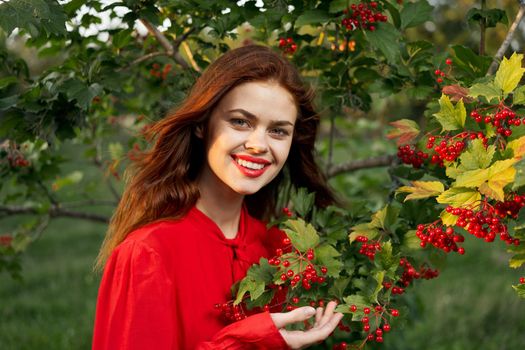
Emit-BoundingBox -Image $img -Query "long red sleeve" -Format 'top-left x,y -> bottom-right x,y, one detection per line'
92,206 -> 290,349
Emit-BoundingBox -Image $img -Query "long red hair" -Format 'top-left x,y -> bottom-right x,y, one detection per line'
94,45 -> 335,271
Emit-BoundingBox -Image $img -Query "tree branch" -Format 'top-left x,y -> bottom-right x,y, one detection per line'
139,19 -> 192,69
327,155 -> 396,178
487,4 -> 525,75
0,205 -> 109,223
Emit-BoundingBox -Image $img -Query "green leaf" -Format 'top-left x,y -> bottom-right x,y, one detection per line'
329,277 -> 350,300
512,284 -> 525,299
291,188 -> 315,217
366,22 -> 401,64
397,181 -> 444,201
60,79 -> 103,110
375,241 -> 397,272
282,219 -> 320,252
0,0 -> 67,37
0,76 -> 18,89
467,8 -> 508,28
295,10 -> 331,27
513,85 -> 525,105
51,171 -> 83,191
329,0 -> 358,13
387,119 -> 420,146
509,253 -> 525,268
340,294 -> 369,316
109,142 -> 124,160
234,276 -> 265,305
468,81 -> 502,103
371,205 -> 399,231
402,230 -> 421,250
315,244 -> 343,278
433,94 -> 466,131
0,95 -> 18,110
436,187 -> 481,207
459,139 -> 495,170
349,223 -> 379,243
400,0 -> 433,29
494,52 -> 525,95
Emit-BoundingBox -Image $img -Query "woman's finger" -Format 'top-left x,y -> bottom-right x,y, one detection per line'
270,306 -> 316,329
317,300 -> 338,328
282,312 -> 344,349
314,307 -> 323,327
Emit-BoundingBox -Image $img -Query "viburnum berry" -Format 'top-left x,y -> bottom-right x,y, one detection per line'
278,37 -> 298,54
350,304 -> 358,312
519,277 -> 525,284
391,309 -> 400,317
341,1 -> 388,32
446,58 -> 453,65
470,106 -> 519,137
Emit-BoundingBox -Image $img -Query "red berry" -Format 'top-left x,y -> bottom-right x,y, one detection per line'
391,309 -> 399,317
520,277 -> 525,284
446,58 -> 452,65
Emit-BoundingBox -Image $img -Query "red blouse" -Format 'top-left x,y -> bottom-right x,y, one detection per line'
92,205 -> 290,349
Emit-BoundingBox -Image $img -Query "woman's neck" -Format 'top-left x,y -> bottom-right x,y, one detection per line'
196,177 -> 244,239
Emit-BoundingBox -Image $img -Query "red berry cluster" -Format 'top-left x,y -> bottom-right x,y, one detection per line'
150,63 -> 173,80
397,144 -> 428,168
215,301 -> 247,322
398,132 -> 487,169
270,244 -> 327,290
0,234 -> 13,247
426,134 -> 466,165
448,198 -> 523,246
520,277 -> 525,284
7,155 -> 30,167
355,236 -> 381,260
278,37 -> 297,54
341,2 -> 387,32
416,223 -> 465,254
282,207 -> 293,217
470,106 -> 521,137
397,258 -> 439,288
347,304 -> 398,346
434,59 -> 452,84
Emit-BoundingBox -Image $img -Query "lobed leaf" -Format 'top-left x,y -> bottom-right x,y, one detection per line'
433,95 -> 466,131
436,187 -> 481,207
282,219 -> 320,252
494,52 -> 525,95
459,139 -> 495,170
387,119 -> 420,146
397,181 -> 444,201
468,81 -> 501,103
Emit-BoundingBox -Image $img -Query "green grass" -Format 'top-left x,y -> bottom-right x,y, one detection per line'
0,218 -> 105,350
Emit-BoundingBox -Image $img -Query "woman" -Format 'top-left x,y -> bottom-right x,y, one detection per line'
92,45 -> 343,349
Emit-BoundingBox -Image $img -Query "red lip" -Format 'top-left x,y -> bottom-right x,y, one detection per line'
233,154 -> 271,165
232,154 -> 271,178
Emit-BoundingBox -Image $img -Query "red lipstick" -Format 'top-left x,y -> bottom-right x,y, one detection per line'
232,154 -> 271,178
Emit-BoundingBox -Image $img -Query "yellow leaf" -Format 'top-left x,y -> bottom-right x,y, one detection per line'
440,209 -> 459,226
454,168 -> 489,188
397,181 -> 444,201
506,136 -> 525,159
436,187 -> 481,207
433,95 -> 466,131
479,160 -> 517,201
495,52 -> 525,95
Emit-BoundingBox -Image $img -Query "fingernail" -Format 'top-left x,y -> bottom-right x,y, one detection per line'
304,307 -> 316,316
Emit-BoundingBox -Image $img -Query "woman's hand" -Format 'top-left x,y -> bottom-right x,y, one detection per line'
270,301 -> 344,350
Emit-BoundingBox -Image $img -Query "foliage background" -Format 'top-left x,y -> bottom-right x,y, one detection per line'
1,0 -> 524,349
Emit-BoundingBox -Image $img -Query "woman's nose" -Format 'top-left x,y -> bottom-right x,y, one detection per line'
244,130 -> 268,154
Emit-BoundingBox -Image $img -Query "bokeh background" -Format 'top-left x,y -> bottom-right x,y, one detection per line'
1,0 -> 525,349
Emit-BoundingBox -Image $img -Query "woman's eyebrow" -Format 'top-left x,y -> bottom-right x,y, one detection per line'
228,108 -> 294,126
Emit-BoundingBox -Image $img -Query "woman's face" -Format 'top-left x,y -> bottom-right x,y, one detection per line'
198,80 -> 297,196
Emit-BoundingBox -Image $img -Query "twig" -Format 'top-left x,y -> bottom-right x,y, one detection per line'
0,205 -> 109,223
131,51 -> 167,66
327,155 -> 396,178
487,4 -> 525,75
139,19 -> 191,69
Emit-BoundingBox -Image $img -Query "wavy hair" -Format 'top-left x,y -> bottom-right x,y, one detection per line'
94,45 -> 335,271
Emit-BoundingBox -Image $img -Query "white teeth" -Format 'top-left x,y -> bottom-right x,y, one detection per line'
236,158 -> 265,170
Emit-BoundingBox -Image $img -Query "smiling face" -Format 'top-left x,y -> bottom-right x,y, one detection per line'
197,80 -> 298,197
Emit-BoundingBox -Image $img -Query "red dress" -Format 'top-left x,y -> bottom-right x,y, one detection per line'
92,205 -> 290,349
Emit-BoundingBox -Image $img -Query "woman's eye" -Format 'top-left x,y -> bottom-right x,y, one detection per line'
230,118 -> 249,127
270,128 -> 290,137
